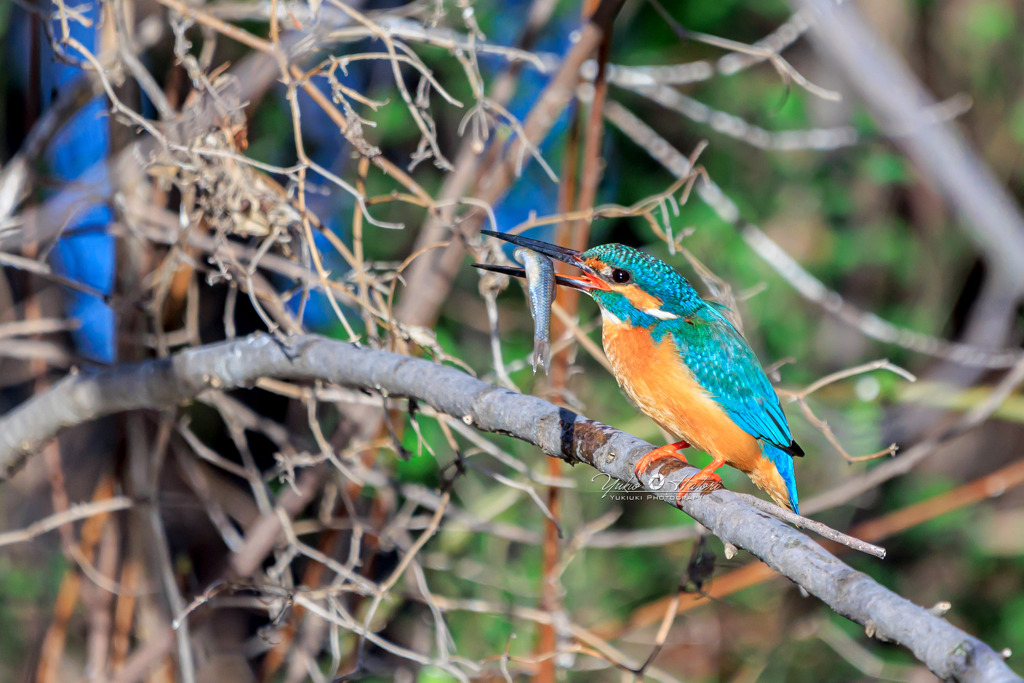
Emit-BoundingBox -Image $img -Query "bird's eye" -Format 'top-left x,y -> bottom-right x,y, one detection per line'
611,268 -> 631,284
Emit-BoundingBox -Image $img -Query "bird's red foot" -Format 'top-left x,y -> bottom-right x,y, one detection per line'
675,458 -> 726,505
634,439 -> 691,482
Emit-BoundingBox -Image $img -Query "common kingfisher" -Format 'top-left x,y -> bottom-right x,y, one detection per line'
476,231 -> 804,513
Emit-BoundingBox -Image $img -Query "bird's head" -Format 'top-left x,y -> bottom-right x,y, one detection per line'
475,232 -> 703,326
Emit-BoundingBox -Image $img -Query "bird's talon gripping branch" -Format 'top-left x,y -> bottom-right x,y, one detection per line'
674,457 -> 726,504
633,439 -> 691,482
676,472 -> 725,505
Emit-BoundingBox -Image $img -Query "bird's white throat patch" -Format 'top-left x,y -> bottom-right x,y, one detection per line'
600,309 -> 623,326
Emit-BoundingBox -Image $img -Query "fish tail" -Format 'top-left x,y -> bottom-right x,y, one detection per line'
533,339 -> 550,374
753,444 -> 800,514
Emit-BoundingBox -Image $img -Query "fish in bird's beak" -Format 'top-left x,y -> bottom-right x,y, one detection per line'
472,230 -> 610,292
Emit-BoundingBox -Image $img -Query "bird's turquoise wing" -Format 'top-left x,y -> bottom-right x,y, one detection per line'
663,304 -> 794,450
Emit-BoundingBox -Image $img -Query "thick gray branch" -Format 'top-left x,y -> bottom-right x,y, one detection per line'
0,334 -> 1017,682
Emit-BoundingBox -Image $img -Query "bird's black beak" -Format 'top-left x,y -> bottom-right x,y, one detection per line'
473,230 -> 609,292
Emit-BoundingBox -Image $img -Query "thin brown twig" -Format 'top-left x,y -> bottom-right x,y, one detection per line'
777,359 -> 917,464
0,497 -> 133,548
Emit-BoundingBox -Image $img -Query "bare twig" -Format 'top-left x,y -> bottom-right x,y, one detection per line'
803,355 -> 1024,514
0,497 -> 133,549
733,493 -> 885,558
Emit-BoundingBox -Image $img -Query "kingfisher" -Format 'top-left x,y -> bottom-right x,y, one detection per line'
475,231 -> 804,513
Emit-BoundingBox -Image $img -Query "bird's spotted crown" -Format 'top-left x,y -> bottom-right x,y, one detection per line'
582,243 -> 702,315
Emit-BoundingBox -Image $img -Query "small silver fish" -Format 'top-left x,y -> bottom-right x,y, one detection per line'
514,246 -> 556,374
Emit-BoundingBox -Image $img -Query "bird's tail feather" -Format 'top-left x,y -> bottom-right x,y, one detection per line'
752,444 -> 800,514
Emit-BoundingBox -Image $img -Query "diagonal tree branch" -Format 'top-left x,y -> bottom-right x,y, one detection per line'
0,334 -> 1017,682
792,0 -> 1024,300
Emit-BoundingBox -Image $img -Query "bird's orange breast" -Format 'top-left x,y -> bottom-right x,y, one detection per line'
601,317 -> 764,475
